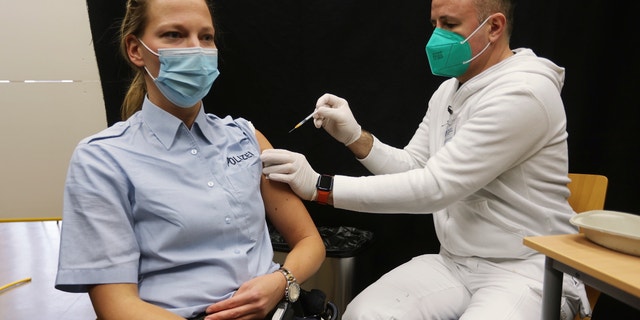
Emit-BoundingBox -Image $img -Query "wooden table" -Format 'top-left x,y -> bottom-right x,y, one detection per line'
0,221 -> 96,320
524,233 -> 640,320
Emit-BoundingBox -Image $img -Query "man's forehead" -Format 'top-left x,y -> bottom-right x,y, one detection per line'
430,1 -> 476,21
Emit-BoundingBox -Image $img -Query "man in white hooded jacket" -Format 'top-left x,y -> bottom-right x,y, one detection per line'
260,0 -> 588,319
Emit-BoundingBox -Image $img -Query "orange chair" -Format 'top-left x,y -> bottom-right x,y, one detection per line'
566,173 -> 608,320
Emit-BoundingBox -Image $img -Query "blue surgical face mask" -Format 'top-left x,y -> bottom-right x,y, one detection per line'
139,39 -> 220,108
425,16 -> 491,78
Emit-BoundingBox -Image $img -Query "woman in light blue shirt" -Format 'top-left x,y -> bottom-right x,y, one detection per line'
55,0 -> 325,319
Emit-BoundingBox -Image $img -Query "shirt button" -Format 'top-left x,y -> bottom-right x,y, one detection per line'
234,249 -> 241,254
207,181 -> 214,187
225,216 -> 231,224
191,149 -> 198,155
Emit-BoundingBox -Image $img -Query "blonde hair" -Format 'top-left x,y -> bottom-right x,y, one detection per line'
119,0 -> 149,120
118,0 -> 215,120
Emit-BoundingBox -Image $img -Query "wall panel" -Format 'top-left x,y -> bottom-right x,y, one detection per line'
0,0 -> 106,221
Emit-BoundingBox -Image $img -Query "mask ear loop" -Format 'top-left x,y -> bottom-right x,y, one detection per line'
138,39 -> 160,56
461,15 -> 493,64
463,41 -> 491,64
137,39 -> 160,81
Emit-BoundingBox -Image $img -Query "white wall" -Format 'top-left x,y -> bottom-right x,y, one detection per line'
0,0 -> 107,221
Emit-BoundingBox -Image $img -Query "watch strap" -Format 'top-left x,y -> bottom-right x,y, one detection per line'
316,189 -> 330,205
278,267 -> 297,283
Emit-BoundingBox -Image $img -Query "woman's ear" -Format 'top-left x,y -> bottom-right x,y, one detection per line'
125,35 -> 145,67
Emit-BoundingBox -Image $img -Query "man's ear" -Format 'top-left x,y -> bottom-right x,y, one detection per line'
125,35 -> 145,67
488,13 -> 507,41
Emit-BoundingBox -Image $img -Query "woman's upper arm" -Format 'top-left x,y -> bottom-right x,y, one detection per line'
254,130 -> 318,244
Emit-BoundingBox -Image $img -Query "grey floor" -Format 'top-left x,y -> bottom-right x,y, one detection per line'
0,221 -> 96,320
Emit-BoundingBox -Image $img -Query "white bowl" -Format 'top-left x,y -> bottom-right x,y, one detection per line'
570,210 -> 640,257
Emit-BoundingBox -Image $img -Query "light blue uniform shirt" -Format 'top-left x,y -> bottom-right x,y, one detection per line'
56,98 -> 278,318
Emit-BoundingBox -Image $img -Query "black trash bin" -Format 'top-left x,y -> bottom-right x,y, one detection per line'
270,226 -> 374,316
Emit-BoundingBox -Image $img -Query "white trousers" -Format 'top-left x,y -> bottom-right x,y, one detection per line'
343,251 -> 586,320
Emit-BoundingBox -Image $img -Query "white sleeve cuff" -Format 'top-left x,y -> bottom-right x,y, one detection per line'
357,135 -> 418,174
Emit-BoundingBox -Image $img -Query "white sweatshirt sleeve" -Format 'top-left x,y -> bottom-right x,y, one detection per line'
357,110 -> 431,174
332,73 -> 563,214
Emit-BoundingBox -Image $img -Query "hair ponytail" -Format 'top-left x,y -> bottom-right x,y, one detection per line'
121,71 -> 146,120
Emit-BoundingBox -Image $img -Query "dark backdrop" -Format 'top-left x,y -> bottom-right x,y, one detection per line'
87,0 -> 639,293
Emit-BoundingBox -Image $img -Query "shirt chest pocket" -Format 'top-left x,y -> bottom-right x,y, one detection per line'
224,150 -> 262,195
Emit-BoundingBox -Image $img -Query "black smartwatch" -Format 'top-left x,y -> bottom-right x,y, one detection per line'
316,174 -> 334,205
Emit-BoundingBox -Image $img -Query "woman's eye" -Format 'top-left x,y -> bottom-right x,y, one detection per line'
163,32 -> 182,39
202,34 -> 215,42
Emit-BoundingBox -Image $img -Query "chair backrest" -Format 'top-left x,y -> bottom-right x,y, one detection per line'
566,173 -> 608,320
567,173 -> 608,213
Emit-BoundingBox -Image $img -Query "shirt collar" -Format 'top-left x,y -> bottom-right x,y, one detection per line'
141,97 -> 213,148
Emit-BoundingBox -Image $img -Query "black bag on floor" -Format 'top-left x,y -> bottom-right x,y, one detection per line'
269,289 -> 339,320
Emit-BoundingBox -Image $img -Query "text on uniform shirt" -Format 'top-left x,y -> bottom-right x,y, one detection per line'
227,151 -> 255,166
